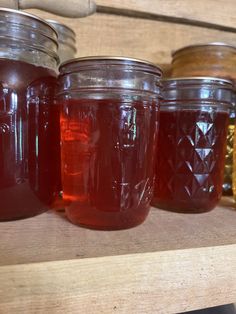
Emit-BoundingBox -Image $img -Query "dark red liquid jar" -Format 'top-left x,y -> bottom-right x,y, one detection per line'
0,9 -> 60,221
57,57 -> 162,230
152,77 -> 233,213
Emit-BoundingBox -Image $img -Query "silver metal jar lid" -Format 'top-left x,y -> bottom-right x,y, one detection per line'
0,8 -> 59,64
59,56 -> 163,76
162,76 -> 234,105
46,19 -> 76,53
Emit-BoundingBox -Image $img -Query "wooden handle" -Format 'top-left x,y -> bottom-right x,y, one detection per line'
19,0 -> 96,17
0,0 -> 18,9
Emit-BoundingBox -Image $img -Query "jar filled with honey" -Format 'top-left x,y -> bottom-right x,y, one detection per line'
57,57 -> 162,230
0,9 -> 60,220
171,43 -> 236,195
153,77 -> 232,213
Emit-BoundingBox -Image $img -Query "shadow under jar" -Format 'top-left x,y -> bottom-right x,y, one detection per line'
57,57 -> 162,230
0,9 -> 60,221
152,77 -> 233,213
171,43 -> 236,196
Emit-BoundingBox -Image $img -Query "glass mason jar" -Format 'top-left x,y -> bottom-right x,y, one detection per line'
153,77 -> 232,213
0,9 -> 60,221
47,19 -> 77,63
57,56 -> 162,230
171,43 -> 236,195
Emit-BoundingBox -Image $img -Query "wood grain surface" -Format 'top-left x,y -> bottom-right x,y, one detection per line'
96,0 -> 236,31
0,199 -> 235,266
0,197 -> 235,313
27,10 -> 236,64
0,245 -> 236,313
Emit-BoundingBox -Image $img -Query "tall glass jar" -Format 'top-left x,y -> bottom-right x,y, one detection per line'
153,77 -> 232,213
47,19 -> 77,63
171,43 -> 236,195
0,9 -> 60,221
57,57 -> 162,230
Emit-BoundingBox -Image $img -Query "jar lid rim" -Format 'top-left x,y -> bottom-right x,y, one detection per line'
60,56 -> 162,74
172,42 -> 236,56
46,19 -> 76,37
0,8 -> 58,37
163,76 -> 233,86
58,40 -> 77,52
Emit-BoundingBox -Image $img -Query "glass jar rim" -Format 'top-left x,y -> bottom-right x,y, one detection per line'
172,42 -> 236,57
59,56 -> 162,76
0,7 -> 60,67
46,19 -> 77,53
0,8 -> 58,39
162,77 -> 234,106
46,19 -> 76,39
163,76 -> 233,87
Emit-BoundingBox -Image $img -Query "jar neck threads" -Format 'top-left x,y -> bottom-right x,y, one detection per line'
162,77 -> 233,107
0,9 -> 59,70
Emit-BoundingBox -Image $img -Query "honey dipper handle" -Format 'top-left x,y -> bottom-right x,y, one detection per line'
20,0 -> 96,17
0,0 -> 96,17
0,0 -> 18,9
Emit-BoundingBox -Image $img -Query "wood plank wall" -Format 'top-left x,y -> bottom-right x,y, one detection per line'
28,0 -> 236,65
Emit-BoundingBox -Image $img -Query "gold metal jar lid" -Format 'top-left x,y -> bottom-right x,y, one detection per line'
60,56 -> 162,76
172,42 -> 236,58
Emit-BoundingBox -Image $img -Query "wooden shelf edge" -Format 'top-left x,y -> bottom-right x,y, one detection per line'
96,0 -> 236,31
1,244 -> 236,313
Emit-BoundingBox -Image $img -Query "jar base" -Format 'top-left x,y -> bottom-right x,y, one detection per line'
67,219 -> 147,231
65,206 -> 150,230
222,189 -> 233,196
0,182 -> 52,221
151,198 -> 216,214
0,208 -> 48,222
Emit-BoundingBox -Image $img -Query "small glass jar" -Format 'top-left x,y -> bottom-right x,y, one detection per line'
47,19 -> 77,63
57,56 -> 162,230
0,9 -> 60,221
153,77 -> 232,213
171,43 -> 236,195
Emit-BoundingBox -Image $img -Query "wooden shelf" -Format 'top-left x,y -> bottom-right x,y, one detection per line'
28,8 -> 236,65
1,197 -> 236,313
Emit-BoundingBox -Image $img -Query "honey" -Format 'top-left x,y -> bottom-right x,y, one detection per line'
57,57 -> 162,229
0,9 -> 59,220
153,77 -> 232,213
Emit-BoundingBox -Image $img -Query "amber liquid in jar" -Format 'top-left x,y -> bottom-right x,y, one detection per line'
232,120 -> 236,200
153,109 -> 229,213
60,98 -> 158,229
223,111 -> 235,195
0,59 -> 59,221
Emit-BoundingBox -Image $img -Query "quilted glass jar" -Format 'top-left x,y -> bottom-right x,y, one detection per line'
171,43 -> 236,195
153,77 -> 232,213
